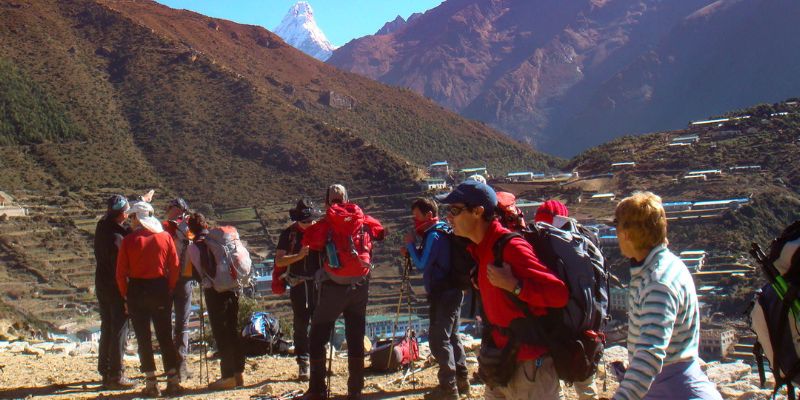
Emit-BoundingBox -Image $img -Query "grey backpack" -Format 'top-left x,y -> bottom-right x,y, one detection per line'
492,219 -> 610,383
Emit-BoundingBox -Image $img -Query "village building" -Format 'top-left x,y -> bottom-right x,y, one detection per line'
428,161 -> 449,179
609,286 -> 628,315
333,314 -> 430,346
421,178 -> 447,191
590,193 -> 616,202
700,327 -> 736,359
610,162 -> 636,169
671,135 -> 700,144
0,191 -> 27,217
458,167 -> 488,182
506,171 -> 544,182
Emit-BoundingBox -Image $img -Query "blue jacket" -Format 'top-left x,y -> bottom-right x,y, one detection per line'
405,221 -> 451,294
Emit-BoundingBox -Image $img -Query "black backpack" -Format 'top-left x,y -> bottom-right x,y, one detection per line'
428,224 -> 475,292
749,220 -> 800,400
490,220 -> 609,383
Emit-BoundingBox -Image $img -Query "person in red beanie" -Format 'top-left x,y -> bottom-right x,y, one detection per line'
496,192 -> 527,232
534,199 -> 570,227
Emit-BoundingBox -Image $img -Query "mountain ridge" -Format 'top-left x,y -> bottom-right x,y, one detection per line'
329,0 -> 800,156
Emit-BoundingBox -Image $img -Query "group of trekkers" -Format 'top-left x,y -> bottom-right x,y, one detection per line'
94,179 -> 724,399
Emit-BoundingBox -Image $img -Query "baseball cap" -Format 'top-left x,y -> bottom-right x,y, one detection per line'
106,195 -> 129,212
436,180 -> 497,215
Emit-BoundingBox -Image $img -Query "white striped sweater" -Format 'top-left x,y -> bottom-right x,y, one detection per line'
613,244 -> 701,400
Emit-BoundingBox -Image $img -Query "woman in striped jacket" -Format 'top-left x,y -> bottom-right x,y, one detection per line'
610,192 -> 721,400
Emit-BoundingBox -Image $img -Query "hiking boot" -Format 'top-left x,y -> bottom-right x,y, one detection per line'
103,376 -> 137,390
164,381 -> 184,397
178,362 -> 192,382
235,372 -> 244,387
457,375 -> 470,395
299,392 -> 327,400
141,380 -> 160,398
423,385 -> 459,400
208,376 -> 237,391
298,364 -> 310,381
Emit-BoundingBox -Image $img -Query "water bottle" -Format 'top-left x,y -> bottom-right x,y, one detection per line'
325,232 -> 340,269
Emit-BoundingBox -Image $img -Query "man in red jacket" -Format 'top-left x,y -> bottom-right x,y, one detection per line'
300,184 -> 384,400
437,181 -> 568,400
116,201 -> 182,397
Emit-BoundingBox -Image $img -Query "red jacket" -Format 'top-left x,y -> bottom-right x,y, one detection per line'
116,228 -> 180,298
302,203 -> 384,279
470,220 -> 568,361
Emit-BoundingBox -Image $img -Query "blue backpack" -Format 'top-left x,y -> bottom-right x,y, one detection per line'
241,312 -> 285,356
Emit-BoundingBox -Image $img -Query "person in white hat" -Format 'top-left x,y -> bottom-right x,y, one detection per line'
116,201 -> 182,397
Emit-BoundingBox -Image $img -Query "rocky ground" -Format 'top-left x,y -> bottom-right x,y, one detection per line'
0,338 -> 788,400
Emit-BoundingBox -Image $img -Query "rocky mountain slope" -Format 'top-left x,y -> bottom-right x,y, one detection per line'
0,0 -> 558,208
329,0 -> 800,156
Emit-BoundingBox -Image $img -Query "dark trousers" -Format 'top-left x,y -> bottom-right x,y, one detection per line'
205,289 -> 245,379
172,278 -> 193,364
290,281 -> 317,367
309,280 -> 368,395
127,278 -> 179,375
429,288 -> 468,389
96,283 -> 129,379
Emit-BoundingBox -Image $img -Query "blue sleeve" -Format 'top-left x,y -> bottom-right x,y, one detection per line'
407,231 -> 442,272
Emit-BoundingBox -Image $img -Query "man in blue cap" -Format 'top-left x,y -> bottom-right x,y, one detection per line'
94,195 -> 135,389
437,181 -> 568,400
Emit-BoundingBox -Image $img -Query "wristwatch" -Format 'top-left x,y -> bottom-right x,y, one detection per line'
512,281 -> 522,296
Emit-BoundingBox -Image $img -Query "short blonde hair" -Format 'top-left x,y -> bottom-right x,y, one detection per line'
615,191 -> 667,251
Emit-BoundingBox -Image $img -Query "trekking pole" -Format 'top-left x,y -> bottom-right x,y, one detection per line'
198,287 -> 210,385
404,256 -> 417,390
750,243 -> 800,319
387,256 -> 411,371
327,326 -> 334,400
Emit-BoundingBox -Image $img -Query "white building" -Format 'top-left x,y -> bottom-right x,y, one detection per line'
700,328 -> 736,358
421,178 -> 447,191
611,162 -> 636,169
590,193 -> 616,202
609,287 -> 628,314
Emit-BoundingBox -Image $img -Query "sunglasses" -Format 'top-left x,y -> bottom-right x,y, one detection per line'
447,205 -> 469,216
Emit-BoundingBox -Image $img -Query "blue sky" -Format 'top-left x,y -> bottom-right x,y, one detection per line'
155,0 -> 443,47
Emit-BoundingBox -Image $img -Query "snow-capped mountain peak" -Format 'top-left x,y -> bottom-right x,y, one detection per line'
274,1 -> 336,61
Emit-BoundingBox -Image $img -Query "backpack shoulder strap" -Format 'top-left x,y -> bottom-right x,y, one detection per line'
195,239 -> 216,279
491,232 -> 536,318
492,232 -> 521,269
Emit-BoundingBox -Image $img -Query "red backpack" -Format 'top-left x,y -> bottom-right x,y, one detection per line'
324,203 -> 374,278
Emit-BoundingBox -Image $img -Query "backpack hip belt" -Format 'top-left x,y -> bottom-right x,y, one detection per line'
282,272 -> 314,287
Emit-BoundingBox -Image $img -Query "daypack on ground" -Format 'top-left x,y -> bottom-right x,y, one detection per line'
749,220 -> 800,399
491,219 -> 609,383
241,312 -> 290,356
198,226 -> 252,292
323,203 -> 375,276
369,334 -> 420,372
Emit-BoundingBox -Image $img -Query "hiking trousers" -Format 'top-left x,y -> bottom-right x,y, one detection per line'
127,278 -> 179,376
96,282 -> 129,380
428,288 -> 468,390
172,278 -> 193,368
308,279 -> 369,396
205,288 -> 245,379
290,280 -> 317,367
483,356 -> 561,400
